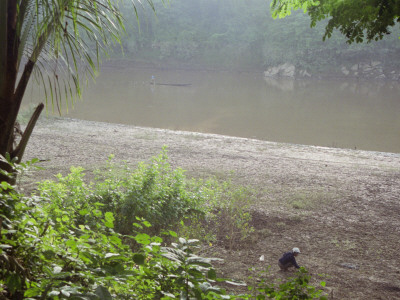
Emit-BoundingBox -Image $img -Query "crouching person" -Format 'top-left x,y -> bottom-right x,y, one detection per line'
278,247 -> 301,271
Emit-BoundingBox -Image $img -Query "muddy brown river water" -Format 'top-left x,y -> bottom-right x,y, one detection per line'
25,64 -> 400,153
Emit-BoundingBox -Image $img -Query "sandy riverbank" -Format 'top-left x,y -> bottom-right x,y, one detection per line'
24,117 -> 400,299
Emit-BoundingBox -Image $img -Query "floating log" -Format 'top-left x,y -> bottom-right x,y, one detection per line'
151,82 -> 192,87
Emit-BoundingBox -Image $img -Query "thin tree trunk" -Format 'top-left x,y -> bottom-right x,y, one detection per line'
0,2 -> 40,184
5,59 -> 37,155
0,1 -> 19,156
0,101 -> 16,156
0,103 -> 44,184
12,103 -> 44,163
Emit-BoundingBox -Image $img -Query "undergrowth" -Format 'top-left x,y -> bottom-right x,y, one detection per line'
0,150 -> 328,299
37,149 -> 255,250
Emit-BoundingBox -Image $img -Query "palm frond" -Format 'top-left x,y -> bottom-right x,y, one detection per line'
16,0 -> 156,115
17,5 -> 36,70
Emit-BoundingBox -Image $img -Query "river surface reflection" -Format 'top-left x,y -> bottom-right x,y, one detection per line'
27,66 -> 400,153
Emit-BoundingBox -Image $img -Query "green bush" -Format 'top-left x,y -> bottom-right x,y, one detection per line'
37,150 -> 204,238
114,150 -> 199,235
245,267 -> 328,299
1,154 -> 328,299
1,171 -> 232,298
37,149 -> 255,249
211,186 -> 254,251
181,178 -> 255,250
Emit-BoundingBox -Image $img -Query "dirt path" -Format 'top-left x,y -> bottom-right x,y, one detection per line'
25,117 -> 400,299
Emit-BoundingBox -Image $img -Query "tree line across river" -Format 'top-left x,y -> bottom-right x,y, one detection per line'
116,0 -> 400,75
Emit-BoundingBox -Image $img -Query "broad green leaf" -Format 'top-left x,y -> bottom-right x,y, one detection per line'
6,273 -> 22,293
42,250 -> 56,259
104,221 -> 114,228
132,222 -> 143,229
188,268 -> 203,278
152,236 -> 163,244
93,209 -> 102,217
133,253 -> 146,265
142,220 -> 152,227
207,269 -> 217,280
161,291 -> 176,298
0,244 -> 12,249
105,253 -> 120,259
79,251 -> 95,264
135,233 -> 151,245
48,291 -> 61,296
79,209 -> 89,215
95,285 -> 112,300
104,212 -> 114,222
66,239 -> 77,248
109,235 -> 122,246
0,182 -> 12,190
186,256 -> 212,267
24,287 -> 42,297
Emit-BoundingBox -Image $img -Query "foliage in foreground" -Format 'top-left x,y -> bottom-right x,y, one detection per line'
37,149 -> 255,250
0,180 -> 232,299
0,154 -> 327,299
245,267 -> 327,299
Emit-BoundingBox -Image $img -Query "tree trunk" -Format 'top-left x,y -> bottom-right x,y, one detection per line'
0,100 -> 16,156
0,103 -> 44,184
0,1 -> 40,185
12,103 -> 44,163
0,99 -> 19,184
0,1 -> 18,157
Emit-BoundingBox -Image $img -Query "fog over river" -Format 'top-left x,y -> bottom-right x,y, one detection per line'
28,66 -> 400,153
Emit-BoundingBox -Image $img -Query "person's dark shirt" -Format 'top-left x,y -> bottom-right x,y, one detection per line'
279,251 -> 300,268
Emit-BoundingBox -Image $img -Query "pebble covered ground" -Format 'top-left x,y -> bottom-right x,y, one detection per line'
25,117 -> 400,299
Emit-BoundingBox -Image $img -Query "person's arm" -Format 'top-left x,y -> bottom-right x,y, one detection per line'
291,255 -> 300,269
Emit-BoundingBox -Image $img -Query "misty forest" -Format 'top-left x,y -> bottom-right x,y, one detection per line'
1,0 -> 400,299
118,0 -> 400,73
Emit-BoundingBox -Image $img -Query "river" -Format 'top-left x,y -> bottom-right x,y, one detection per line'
25,65 -> 400,153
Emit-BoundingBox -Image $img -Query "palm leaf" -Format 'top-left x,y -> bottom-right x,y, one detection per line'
17,5 -> 36,70
14,0 -> 157,117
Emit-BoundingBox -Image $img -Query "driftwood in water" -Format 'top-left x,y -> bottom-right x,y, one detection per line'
151,82 -> 192,87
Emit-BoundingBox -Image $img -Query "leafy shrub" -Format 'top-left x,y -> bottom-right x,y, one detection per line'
130,225 -> 231,299
0,154 -> 41,185
1,156 -> 328,299
114,150 -> 199,235
244,267 -> 328,299
180,178 -> 255,250
36,150 -> 202,238
1,180 -> 136,298
1,178 -> 232,298
211,186 -> 254,251
37,149 -> 255,249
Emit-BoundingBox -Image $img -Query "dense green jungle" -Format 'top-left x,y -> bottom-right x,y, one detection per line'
115,0 -> 400,74
2,1 -> 400,298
